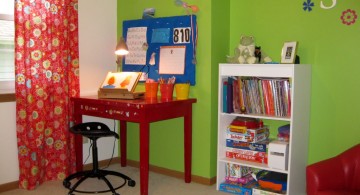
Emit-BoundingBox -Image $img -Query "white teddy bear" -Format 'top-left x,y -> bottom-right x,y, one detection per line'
227,35 -> 257,64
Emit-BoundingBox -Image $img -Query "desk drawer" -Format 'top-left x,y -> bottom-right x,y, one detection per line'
104,106 -> 143,121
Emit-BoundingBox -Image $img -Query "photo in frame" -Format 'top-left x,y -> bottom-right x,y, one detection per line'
281,41 -> 298,64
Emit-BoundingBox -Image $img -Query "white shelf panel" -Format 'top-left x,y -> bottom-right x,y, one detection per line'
218,157 -> 289,174
219,63 -> 300,78
220,113 -> 291,122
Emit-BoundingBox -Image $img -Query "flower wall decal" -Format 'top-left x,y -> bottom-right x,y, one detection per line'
341,9 -> 357,25
303,0 -> 315,12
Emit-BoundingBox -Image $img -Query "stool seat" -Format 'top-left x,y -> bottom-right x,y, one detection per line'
63,122 -> 135,195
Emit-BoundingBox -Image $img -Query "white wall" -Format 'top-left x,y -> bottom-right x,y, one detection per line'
0,0 -> 118,185
78,0 -> 118,96
0,102 -> 18,184
78,0 -> 119,163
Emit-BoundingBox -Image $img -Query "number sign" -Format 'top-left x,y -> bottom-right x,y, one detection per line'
173,27 -> 191,44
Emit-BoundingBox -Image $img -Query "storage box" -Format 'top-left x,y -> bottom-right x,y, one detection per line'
268,141 -> 289,170
231,117 -> 263,129
226,131 -> 269,143
219,180 -> 258,195
228,126 -> 269,137
225,163 -> 253,184
226,148 -> 268,164
258,172 -> 287,192
252,188 -> 286,195
226,174 -> 254,185
226,139 -> 269,152
225,163 -> 252,178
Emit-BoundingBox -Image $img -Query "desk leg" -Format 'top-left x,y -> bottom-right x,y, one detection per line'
139,122 -> 150,195
184,106 -> 192,183
120,120 -> 127,167
74,114 -> 83,173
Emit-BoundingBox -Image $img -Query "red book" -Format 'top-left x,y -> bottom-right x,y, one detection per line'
261,79 -> 270,115
266,80 -> 275,116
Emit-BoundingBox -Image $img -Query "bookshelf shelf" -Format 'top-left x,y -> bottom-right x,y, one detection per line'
216,63 -> 311,195
220,113 -> 291,122
218,157 -> 289,174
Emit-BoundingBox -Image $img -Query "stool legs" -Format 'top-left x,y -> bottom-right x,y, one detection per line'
63,138 -> 135,194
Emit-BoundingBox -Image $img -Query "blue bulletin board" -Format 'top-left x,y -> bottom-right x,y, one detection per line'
122,15 -> 197,85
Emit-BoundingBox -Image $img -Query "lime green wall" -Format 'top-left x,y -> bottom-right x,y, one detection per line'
210,0 -> 230,178
229,0 -> 360,164
117,0 -> 216,178
117,0 -> 360,180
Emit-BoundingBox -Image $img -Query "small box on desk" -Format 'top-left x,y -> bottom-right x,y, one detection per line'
98,88 -> 144,99
268,141 -> 289,171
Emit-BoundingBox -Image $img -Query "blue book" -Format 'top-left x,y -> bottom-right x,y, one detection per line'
219,181 -> 257,195
227,77 -> 234,113
223,81 -> 228,113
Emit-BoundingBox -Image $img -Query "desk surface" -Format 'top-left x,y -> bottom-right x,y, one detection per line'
72,96 -> 197,123
72,95 -> 197,105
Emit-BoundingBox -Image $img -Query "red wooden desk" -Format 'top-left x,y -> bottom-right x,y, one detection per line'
71,96 -> 197,195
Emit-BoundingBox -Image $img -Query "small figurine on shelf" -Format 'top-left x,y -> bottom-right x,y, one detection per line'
240,106 -> 246,114
255,46 -> 272,64
227,35 -> 257,64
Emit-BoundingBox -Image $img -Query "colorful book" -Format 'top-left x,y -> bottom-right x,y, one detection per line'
227,77 -> 234,113
261,79 -> 270,115
233,77 -> 241,113
258,79 -> 265,114
238,76 -> 245,112
266,79 -> 275,116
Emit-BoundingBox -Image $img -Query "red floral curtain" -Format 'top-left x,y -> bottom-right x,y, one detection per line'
14,0 -> 79,190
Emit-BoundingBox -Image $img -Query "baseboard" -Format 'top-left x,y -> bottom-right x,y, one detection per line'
0,181 -> 18,193
126,159 -> 216,185
0,157 -> 216,193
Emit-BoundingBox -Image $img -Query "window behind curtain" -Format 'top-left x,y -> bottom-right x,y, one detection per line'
0,1 -> 14,94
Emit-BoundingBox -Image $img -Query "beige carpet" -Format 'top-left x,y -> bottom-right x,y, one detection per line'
1,164 -> 228,195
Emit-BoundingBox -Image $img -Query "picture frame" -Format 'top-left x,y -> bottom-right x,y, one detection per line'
281,41 -> 298,64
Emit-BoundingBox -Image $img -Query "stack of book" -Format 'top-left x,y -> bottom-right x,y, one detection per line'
223,76 -> 291,117
225,117 -> 269,164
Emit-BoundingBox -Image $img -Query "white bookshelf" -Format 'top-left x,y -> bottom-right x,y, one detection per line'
216,63 -> 311,195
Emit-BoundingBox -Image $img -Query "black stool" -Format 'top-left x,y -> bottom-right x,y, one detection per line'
63,122 -> 135,195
